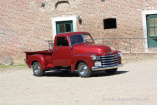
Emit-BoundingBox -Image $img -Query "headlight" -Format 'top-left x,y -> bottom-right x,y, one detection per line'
91,54 -> 97,60
118,51 -> 122,57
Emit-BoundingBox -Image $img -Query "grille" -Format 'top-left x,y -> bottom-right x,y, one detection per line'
96,54 -> 119,66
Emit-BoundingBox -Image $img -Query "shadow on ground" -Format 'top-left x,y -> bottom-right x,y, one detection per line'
43,70 -> 128,77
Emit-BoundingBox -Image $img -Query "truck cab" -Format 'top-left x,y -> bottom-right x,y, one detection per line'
25,32 -> 122,77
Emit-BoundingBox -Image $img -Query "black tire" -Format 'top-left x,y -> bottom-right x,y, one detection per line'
77,62 -> 92,77
32,62 -> 45,76
105,68 -> 117,75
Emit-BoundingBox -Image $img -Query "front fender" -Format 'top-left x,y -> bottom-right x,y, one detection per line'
113,51 -> 121,64
71,53 -> 94,71
27,54 -> 48,70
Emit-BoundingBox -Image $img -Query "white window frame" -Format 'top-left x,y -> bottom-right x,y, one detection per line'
52,16 -> 77,40
142,10 -> 157,52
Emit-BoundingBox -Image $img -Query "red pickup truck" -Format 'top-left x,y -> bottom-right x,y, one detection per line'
25,32 -> 122,77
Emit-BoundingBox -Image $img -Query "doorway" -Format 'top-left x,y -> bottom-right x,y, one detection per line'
147,15 -> 157,48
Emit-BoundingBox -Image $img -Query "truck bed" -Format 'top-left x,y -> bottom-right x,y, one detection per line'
25,50 -> 53,54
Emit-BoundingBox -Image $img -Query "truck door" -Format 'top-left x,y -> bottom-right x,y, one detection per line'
53,37 -> 71,66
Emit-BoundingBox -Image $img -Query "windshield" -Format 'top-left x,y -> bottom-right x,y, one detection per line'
69,34 -> 94,45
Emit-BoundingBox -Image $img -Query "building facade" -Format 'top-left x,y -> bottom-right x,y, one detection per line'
0,0 -> 157,64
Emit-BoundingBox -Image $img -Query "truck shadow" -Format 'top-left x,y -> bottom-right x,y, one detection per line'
44,70 -> 128,77
92,71 -> 128,77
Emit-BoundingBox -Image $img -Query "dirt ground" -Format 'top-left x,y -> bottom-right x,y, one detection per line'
0,58 -> 157,105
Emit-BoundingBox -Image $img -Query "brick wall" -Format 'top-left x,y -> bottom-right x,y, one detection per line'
0,0 -> 157,64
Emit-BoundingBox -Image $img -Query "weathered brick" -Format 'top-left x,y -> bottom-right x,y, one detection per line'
0,0 -> 157,64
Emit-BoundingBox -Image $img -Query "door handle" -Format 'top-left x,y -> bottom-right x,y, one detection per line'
54,49 -> 58,51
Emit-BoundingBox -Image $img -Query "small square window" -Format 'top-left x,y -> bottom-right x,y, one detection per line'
103,18 -> 117,29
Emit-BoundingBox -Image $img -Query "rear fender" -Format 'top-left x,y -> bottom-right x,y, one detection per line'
27,54 -> 48,70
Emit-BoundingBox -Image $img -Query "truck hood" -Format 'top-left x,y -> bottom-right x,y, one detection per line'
72,43 -> 112,56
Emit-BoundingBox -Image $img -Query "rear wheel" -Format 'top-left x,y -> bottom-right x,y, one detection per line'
77,62 -> 92,77
32,62 -> 45,76
105,68 -> 117,75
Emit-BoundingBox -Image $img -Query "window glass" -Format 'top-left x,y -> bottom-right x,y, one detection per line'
57,37 -> 69,46
83,34 -> 93,43
150,27 -> 155,36
69,35 -> 84,45
149,18 -> 154,27
155,27 -> 157,36
65,24 -> 71,32
59,24 -> 65,33
155,18 -> 157,26
69,34 -> 94,45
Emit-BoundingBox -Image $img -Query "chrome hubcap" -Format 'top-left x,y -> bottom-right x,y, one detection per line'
34,64 -> 41,74
79,65 -> 88,76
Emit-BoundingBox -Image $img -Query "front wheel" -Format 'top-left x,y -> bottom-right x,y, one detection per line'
77,62 -> 92,77
105,68 -> 117,75
32,62 -> 45,76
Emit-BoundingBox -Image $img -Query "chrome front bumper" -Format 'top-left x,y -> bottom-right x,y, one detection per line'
92,64 -> 123,71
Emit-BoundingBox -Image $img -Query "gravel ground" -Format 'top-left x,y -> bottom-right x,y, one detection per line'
0,59 -> 157,105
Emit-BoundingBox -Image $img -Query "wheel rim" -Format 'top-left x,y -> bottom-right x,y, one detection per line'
34,63 -> 41,74
79,65 -> 88,76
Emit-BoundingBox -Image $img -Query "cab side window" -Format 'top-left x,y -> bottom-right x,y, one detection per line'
57,37 -> 69,46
